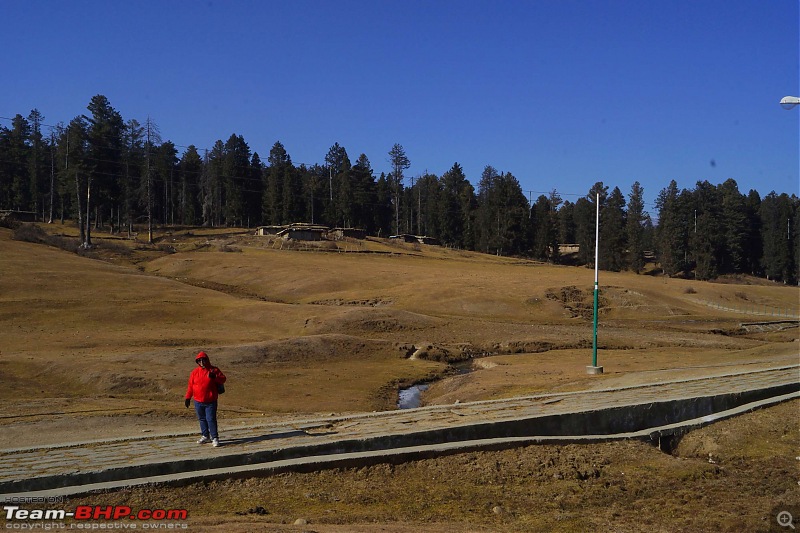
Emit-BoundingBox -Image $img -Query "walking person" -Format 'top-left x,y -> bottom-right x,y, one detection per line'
184,351 -> 226,447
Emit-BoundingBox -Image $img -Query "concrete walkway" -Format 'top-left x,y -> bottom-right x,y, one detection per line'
2,365 -> 797,498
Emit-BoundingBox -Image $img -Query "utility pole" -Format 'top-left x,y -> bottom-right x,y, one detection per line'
145,118 -> 153,244
410,175 -> 415,234
418,174 -> 422,235
587,193 -> 603,375
48,130 -> 55,224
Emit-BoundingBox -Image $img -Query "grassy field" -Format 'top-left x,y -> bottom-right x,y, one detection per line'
1,223 -> 798,531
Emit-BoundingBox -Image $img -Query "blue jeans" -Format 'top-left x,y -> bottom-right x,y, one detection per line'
194,401 -> 219,439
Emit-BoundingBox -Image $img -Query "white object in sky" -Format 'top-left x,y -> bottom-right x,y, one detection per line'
780,96 -> 800,109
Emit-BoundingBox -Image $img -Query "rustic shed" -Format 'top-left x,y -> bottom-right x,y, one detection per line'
0,210 -> 37,223
558,243 -> 580,255
416,236 -> 441,246
330,227 -> 367,240
389,234 -> 419,243
277,226 -> 327,241
255,225 -> 285,236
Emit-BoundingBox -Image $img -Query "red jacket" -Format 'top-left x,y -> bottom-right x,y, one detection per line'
185,365 -> 227,403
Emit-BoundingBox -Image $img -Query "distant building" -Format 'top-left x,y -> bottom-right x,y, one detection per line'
0,210 -> 37,223
558,243 -> 580,255
416,236 -> 441,246
390,234 -> 419,243
276,223 -> 328,241
389,234 -> 441,246
330,228 -> 367,240
255,225 -> 285,236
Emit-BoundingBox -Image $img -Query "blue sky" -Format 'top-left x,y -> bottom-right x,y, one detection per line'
2,0 -> 798,216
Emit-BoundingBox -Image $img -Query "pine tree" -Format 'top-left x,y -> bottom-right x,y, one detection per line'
301,164 -> 325,226
178,145 -> 203,225
248,152 -> 264,227
475,168 -> 530,255
575,183 -> 607,266
718,179 -> 748,274
332,150 -> 353,227
601,186 -> 626,271
557,201 -> 576,245
531,195 -> 554,261
475,165 -> 500,253
415,172 -> 441,237
263,141 -> 289,225
760,192 -> 793,282
626,182 -> 646,273
438,163 -> 470,247
325,143 -> 349,226
27,109 -> 48,219
350,154 -> 377,231
656,180 -> 689,277
793,197 -> 800,284
222,134 -> 251,226
744,190 -> 763,275
6,114 -> 31,211
85,95 -> 124,245
387,144 -> 410,235
373,173 -> 393,237
121,119 -> 144,234
689,181 -> 723,280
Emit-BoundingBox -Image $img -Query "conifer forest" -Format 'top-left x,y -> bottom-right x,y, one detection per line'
1,95 -> 798,283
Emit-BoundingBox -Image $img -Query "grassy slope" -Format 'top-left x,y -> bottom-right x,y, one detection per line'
2,224 -> 798,531
2,225 -> 798,417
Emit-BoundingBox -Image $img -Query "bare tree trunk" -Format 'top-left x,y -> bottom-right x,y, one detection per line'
48,135 -> 55,224
75,172 -> 85,245
146,122 -> 153,244
84,175 -> 92,248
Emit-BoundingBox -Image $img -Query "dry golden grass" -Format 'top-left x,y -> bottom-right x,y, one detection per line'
2,223 -> 799,531
2,224 -> 798,423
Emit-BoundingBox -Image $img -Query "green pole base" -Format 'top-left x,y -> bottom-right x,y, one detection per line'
586,365 -> 604,375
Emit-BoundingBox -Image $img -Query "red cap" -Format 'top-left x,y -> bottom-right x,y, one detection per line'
195,351 -> 208,360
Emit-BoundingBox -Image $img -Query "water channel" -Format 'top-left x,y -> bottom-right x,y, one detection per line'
397,384 -> 429,409
397,361 -> 474,409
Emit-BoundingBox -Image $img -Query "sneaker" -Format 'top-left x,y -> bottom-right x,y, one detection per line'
212,438 -> 220,447
197,436 -> 211,444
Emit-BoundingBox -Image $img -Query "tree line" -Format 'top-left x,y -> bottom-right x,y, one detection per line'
1,95 -> 798,283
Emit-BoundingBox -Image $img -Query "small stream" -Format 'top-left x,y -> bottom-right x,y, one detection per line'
397,361 -> 474,409
397,384 -> 429,409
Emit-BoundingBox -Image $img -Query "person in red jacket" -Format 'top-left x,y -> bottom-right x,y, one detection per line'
184,351 -> 226,447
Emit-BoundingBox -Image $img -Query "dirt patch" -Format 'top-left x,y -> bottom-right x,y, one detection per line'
73,400 -> 799,532
545,285 -> 603,319
307,308 -> 445,336
228,335 -> 396,366
309,297 -> 394,307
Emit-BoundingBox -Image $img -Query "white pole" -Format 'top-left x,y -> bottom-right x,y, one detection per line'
589,192 -> 602,373
594,193 -> 600,288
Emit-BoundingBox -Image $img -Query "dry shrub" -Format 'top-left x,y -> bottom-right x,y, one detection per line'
218,242 -> 242,253
683,286 -> 697,294
11,223 -> 49,244
95,240 -> 132,256
318,240 -> 339,251
0,214 -> 20,229
156,244 -> 176,254
12,224 -> 81,253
